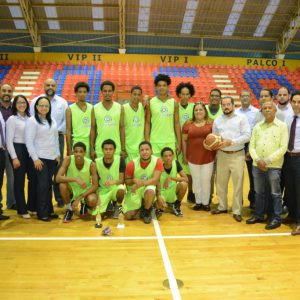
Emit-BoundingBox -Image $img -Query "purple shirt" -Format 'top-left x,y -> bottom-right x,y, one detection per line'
0,101 -> 13,122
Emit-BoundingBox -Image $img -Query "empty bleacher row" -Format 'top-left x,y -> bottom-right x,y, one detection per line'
0,61 -> 299,106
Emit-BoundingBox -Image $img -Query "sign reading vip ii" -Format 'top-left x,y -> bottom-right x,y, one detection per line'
67,53 -> 102,61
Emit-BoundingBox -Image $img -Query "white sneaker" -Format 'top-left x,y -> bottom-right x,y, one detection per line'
28,211 -> 37,216
20,214 -> 31,219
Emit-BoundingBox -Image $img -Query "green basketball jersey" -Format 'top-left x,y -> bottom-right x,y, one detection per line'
69,103 -> 92,151
133,155 -> 158,181
150,97 -> 175,144
160,160 -> 177,192
206,104 -> 223,120
94,102 -> 121,157
66,155 -> 92,199
95,155 -> 120,192
179,103 -> 194,129
123,102 -> 144,155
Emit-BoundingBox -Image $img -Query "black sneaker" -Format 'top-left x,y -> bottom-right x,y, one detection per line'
187,191 -> 195,204
173,200 -> 183,217
143,209 -> 152,224
202,205 -> 211,211
80,203 -> 88,217
113,205 -> 122,219
63,210 -> 73,223
155,209 -> 164,219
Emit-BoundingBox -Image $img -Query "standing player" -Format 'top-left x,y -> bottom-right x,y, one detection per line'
158,147 -> 188,216
176,82 -> 195,203
95,139 -> 126,219
56,142 -> 98,223
123,86 -> 145,162
145,74 -> 181,157
123,141 -> 163,224
91,80 -> 125,159
206,89 -> 223,120
66,82 -> 93,157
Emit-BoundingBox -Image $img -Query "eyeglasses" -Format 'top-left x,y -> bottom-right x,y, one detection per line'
37,104 -> 50,108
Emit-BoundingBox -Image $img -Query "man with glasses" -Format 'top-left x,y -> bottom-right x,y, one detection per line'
206,89 -> 223,120
31,79 -> 68,207
236,90 -> 259,209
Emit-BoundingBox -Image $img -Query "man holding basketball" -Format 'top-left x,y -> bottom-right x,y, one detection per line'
211,97 -> 250,222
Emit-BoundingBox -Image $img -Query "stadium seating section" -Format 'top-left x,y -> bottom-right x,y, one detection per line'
1,61 -> 299,106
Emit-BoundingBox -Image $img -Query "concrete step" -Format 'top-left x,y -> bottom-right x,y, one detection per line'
15,86 -> 34,91
20,76 -> 39,80
17,81 -> 37,85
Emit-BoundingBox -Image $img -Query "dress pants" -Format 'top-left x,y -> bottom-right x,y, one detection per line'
11,143 -> 37,215
35,158 -> 57,219
53,133 -> 64,203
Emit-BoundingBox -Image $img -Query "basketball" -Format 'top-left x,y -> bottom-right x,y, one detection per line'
203,133 -> 222,150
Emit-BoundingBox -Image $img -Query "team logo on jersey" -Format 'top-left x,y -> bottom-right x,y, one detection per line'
140,174 -> 148,180
183,113 -> 189,121
161,106 -> 168,113
133,116 -> 139,123
82,117 -> 90,125
104,116 -> 112,123
107,175 -> 113,181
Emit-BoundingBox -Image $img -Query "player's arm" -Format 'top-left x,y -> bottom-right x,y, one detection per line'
90,108 -> 96,160
143,170 -> 162,186
120,105 -> 126,156
174,102 -> 181,154
144,102 -> 151,141
65,108 -> 72,156
125,160 -> 135,186
171,169 -> 188,183
55,156 -> 74,183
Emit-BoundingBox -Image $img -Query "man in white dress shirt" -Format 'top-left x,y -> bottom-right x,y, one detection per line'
30,79 -> 68,207
211,96 -> 251,222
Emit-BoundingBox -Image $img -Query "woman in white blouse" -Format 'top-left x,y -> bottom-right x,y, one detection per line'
25,96 -> 60,222
6,95 -> 37,219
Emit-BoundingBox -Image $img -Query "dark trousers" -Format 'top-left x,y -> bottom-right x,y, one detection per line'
10,143 -> 37,215
53,133 -> 64,203
283,155 -> 300,225
246,158 -> 255,204
0,149 -> 5,211
35,158 -> 57,219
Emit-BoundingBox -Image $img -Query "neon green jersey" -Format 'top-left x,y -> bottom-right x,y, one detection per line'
66,155 -> 92,199
94,102 -> 121,157
150,97 -> 176,144
206,104 -> 223,120
69,103 -> 92,153
123,102 -> 144,155
179,103 -> 194,129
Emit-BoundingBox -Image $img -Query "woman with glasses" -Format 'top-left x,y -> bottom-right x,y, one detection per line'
182,102 -> 216,211
25,96 -> 60,222
6,95 -> 37,218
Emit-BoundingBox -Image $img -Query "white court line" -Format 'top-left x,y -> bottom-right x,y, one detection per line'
152,214 -> 181,300
0,232 -> 292,241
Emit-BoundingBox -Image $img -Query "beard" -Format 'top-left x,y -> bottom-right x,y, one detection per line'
1,95 -> 12,102
46,89 -> 55,97
223,109 -> 233,115
278,100 -> 288,105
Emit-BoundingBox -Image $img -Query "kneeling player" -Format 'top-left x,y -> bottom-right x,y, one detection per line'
95,139 -> 126,219
123,141 -> 163,224
56,142 -> 98,223
158,147 -> 188,216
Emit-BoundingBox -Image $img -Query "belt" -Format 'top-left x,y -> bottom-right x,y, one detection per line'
58,132 -> 64,135
287,152 -> 300,157
220,149 -> 244,154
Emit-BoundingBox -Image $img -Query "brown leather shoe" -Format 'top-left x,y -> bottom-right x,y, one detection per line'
233,214 -> 242,222
211,209 -> 228,215
291,226 -> 300,236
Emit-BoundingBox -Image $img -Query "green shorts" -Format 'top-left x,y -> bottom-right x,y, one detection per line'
151,142 -> 176,158
161,183 -> 177,204
123,185 -> 156,213
98,184 -> 125,213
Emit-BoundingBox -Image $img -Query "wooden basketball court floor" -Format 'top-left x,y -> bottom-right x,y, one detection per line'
1,173 -> 300,300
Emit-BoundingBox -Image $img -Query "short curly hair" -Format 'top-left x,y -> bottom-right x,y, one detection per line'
154,74 -> 171,86
175,82 -> 195,97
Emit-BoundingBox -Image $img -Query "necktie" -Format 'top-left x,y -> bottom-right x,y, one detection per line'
0,120 -> 5,149
288,116 -> 298,151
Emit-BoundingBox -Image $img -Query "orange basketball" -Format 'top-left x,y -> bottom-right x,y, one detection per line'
203,133 -> 222,150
